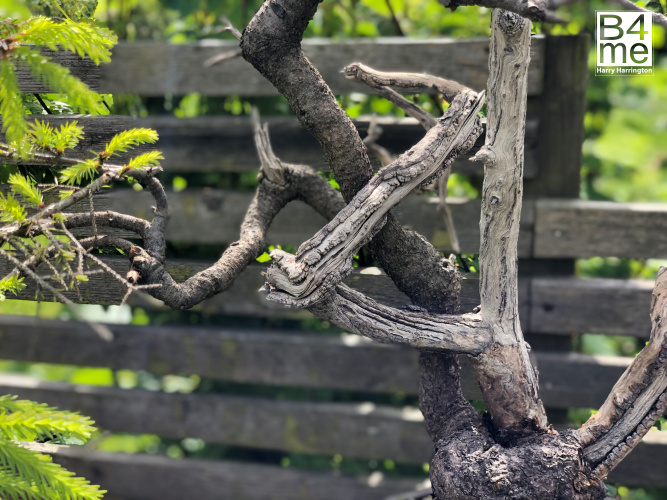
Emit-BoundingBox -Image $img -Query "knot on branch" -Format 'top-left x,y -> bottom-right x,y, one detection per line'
126,245 -> 162,286
471,146 -> 497,167
497,10 -> 527,35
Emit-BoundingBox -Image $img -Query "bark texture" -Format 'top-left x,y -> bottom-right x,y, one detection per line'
471,9 -> 548,441
578,266 -> 667,478
241,0 -> 463,314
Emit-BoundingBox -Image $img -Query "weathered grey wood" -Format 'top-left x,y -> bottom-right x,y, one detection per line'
15,38 -> 545,95
524,35 -> 589,199
531,276 -> 654,337
14,48 -> 99,93
44,446 -> 428,500
534,199 -> 667,259
1,372 -> 666,485
33,434 -> 667,495
0,249 -> 656,337
92,38 -> 545,96
520,36 -> 590,364
0,315 -> 641,410
0,374 -> 433,464
0,115 -> 540,177
0,257 -> 528,322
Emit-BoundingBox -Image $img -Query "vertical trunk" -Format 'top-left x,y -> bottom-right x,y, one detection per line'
471,9 -> 548,441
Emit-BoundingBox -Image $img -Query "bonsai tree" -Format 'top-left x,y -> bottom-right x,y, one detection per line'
2,0 -> 667,497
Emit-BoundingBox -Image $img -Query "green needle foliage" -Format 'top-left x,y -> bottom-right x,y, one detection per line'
0,8 -> 117,148
0,395 -> 104,500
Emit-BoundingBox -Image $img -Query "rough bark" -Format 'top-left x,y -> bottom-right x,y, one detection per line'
264,91 -> 484,308
470,9 -> 549,441
241,0 -> 463,314
578,266 -> 667,478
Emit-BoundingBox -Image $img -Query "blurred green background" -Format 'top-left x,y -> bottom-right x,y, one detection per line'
1,0 -> 666,498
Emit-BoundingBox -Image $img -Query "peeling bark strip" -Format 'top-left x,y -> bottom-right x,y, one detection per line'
264,91 -> 484,307
578,267 -> 667,477
471,10 -> 548,440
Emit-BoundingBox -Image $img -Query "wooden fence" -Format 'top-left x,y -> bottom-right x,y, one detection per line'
2,35 -> 667,498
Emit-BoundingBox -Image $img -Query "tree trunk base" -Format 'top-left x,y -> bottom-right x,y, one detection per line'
430,428 -> 606,499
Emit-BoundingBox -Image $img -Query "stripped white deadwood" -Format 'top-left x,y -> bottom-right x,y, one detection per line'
578,266 -> 667,478
264,90 -> 484,307
469,9 -> 549,439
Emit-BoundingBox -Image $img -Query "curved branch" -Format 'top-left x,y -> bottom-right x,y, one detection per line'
578,267 -> 667,478
264,91 -> 484,307
605,0 -> 667,29
343,62 -> 468,104
128,164 -> 346,310
62,211 -> 150,238
242,0 -> 466,315
306,284 -> 491,354
241,0 -> 373,201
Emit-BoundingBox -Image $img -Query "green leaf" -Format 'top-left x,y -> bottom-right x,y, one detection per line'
52,121 -> 84,152
0,440 -> 105,500
0,396 -> 96,442
256,252 -> 272,263
0,60 -> 28,147
0,468 -> 43,500
60,159 -> 99,185
8,173 -> 43,207
16,16 -> 117,65
124,150 -> 164,172
0,275 -> 26,301
27,120 -> 55,150
104,128 -> 159,156
28,120 -> 84,153
0,193 -> 26,223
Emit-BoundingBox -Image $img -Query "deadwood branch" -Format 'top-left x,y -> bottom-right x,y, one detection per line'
578,266 -> 667,478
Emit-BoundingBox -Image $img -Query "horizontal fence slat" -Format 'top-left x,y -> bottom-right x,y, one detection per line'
0,315 -> 641,410
15,48 -> 100,93
0,115 -> 540,177
0,374 -> 433,464
98,38 -> 544,97
91,190 -> 534,255
42,445 -> 427,500
2,373 -> 667,488
0,260 -> 529,324
35,435 -> 667,495
530,277 -> 654,337
534,199 -> 667,259
0,251 -> 655,336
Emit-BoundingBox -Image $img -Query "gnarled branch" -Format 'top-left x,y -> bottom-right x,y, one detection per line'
264,90 -> 484,308
470,9 -> 549,440
578,266 -> 667,478
343,62 -> 468,104
241,0 -> 465,314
